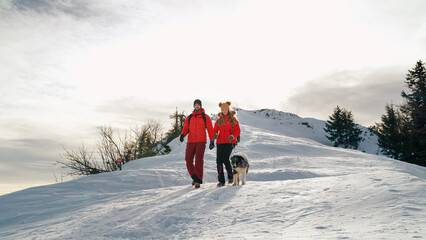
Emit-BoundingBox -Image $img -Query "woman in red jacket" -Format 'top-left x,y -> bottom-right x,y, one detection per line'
212,101 -> 240,187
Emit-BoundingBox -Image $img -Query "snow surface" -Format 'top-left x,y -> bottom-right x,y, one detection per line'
0,109 -> 425,239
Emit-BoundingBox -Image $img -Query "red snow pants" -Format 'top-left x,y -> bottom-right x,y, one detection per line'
185,142 -> 206,184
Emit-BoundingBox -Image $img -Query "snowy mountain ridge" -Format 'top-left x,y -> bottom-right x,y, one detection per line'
0,108 -> 425,239
233,108 -> 380,155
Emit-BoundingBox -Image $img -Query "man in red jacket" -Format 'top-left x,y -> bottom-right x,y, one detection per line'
180,99 -> 214,188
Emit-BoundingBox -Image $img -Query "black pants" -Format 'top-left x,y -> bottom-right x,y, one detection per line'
217,143 -> 233,184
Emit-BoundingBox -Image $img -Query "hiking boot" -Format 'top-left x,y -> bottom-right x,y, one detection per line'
192,180 -> 195,186
194,182 -> 200,188
228,179 -> 233,184
217,182 -> 225,187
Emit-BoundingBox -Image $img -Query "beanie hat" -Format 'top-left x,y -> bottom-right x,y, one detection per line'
219,101 -> 231,110
194,99 -> 202,107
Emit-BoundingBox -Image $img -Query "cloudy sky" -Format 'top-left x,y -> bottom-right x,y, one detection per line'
1,0 -> 425,195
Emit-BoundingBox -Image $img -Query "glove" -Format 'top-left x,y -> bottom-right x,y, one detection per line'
227,135 -> 234,141
209,140 -> 215,150
180,135 -> 185,142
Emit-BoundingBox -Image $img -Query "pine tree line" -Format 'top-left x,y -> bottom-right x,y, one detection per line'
373,60 -> 426,167
324,60 -> 426,167
324,60 -> 425,167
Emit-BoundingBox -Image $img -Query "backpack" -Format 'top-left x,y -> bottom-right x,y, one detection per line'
187,112 -> 207,131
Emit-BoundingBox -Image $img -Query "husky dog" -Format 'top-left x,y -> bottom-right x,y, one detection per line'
230,153 -> 250,185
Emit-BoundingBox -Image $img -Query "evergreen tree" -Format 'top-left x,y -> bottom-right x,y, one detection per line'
324,106 -> 344,147
166,108 -> 186,141
324,106 -> 364,149
401,60 -> 426,166
158,108 -> 186,154
374,104 -> 412,160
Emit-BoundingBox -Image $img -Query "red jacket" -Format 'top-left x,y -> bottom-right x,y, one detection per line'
213,114 -> 241,145
181,108 -> 214,143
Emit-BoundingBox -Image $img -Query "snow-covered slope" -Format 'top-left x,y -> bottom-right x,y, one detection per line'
234,108 -> 380,155
0,109 -> 425,239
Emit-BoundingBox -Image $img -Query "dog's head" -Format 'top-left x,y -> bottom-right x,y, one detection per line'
230,154 -> 246,169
